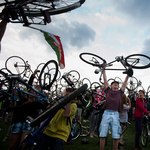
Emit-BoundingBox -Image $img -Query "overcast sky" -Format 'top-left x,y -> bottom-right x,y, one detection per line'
1,0 -> 150,93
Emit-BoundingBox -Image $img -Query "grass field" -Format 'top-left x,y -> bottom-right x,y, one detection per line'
0,120 -> 150,150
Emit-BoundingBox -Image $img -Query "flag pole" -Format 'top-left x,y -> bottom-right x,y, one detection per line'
25,26 -> 44,32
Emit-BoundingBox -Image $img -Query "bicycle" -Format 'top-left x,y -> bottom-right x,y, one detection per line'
141,115 -> 150,147
79,53 -> 150,84
120,121 -> 132,136
0,59 -> 58,101
18,84 -> 87,149
0,0 -> 85,26
5,56 -> 41,83
60,70 -> 80,87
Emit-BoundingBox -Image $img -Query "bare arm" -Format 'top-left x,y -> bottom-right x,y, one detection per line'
103,69 -> 109,90
127,97 -> 131,109
121,74 -> 129,92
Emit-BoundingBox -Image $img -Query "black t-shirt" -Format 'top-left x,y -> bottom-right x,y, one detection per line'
12,101 -> 46,123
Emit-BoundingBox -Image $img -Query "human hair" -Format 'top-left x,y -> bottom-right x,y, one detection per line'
111,81 -> 119,85
139,90 -> 145,95
120,94 -> 127,113
66,88 -> 74,93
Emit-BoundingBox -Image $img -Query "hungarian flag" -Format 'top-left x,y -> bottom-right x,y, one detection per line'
42,31 -> 65,69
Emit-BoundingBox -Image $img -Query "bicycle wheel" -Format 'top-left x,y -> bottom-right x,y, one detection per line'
79,52 -> 106,67
30,84 -> 88,127
141,125 -> 149,147
71,120 -> 81,140
39,60 -> 58,90
80,126 -> 89,137
147,85 -> 150,97
125,54 -> 150,69
49,68 -> 61,81
81,78 -> 91,89
114,77 -> 123,88
126,76 -> 138,91
90,82 -> 101,91
5,56 -> 26,75
60,70 -> 80,86
22,0 -> 85,17
107,78 -> 114,87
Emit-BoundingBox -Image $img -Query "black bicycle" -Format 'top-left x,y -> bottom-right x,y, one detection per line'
141,115 -> 150,147
0,0 -> 85,26
79,53 -> 150,84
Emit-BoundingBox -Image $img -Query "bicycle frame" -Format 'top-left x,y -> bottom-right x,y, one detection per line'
2,75 -> 47,102
95,56 -> 129,83
18,114 -> 54,149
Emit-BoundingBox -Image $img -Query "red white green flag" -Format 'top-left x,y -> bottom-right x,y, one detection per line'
42,31 -> 65,69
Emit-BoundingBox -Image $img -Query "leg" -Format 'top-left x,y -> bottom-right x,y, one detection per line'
8,133 -> 20,150
113,139 -> 120,150
135,118 -> 143,148
100,137 -> 106,150
19,132 -> 28,146
50,137 -> 66,150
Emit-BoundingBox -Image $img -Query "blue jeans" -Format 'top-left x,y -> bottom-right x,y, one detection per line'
34,133 -> 66,150
135,117 -> 143,148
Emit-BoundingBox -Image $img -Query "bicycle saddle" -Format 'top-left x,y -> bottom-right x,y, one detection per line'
123,68 -> 133,77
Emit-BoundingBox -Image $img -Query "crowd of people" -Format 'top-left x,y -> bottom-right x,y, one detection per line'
1,7 -> 150,150
0,65 -> 150,150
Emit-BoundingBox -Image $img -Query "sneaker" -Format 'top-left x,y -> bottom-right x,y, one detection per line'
90,135 -> 94,138
93,134 -> 98,137
3,136 -> 8,142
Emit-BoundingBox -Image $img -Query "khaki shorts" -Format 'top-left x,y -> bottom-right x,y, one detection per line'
75,108 -> 82,117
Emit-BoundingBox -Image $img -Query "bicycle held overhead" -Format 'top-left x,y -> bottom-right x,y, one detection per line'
0,0 -> 86,26
79,53 -> 150,84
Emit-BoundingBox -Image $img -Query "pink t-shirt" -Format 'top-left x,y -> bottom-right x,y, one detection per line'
92,90 -> 105,109
102,87 -> 124,112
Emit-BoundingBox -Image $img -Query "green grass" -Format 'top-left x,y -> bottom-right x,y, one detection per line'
0,120 -> 150,150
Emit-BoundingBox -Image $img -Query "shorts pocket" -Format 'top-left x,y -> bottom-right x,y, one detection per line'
118,126 -> 122,134
99,125 -> 102,136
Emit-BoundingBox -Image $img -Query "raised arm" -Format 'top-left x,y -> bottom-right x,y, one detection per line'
103,69 -> 109,90
121,74 -> 129,92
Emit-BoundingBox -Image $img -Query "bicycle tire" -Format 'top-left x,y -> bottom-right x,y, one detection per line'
5,56 -> 26,75
30,84 -> 88,127
39,60 -> 58,90
80,126 -> 89,137
22,0 -> 85,17
125,54 -> 150,69
147,85 -> 150,97
107,78 -> 114,87
81,78 -> 91,89
71,120 -> 81,141
90,82 -> 101,90
141,125 -> 149,147
79,52 -> 106,67
126,76 -> 138,91
60,70 -> 80,86
49,68 -> 61,81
